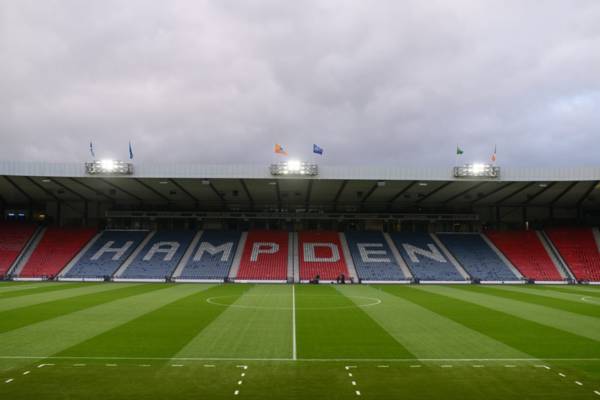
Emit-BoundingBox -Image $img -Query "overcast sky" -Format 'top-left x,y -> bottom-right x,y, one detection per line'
0,0 -> 599,167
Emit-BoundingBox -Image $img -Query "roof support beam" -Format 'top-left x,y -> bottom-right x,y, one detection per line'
525,182 -> 556,205
333,180 -> 348,212
49,178 -> 88,201
208,182 -> 227,211
274,181 -> 282,210
576,181 -> 599,207
415,182 -> 453,205
471,182 -> 514,205
99,178 -> 143,204
3,176 -> 33,203
170,180 -> 199,208
134,179 -> 170,203
305,179 -> 314,209
387,181 -> 416,210
26,177 -> 59,201
549,181 -> 578,206
239,179 -> 254,210
70,178 -> 115,202
442,182 -> 486,204
495,182 -> 536,205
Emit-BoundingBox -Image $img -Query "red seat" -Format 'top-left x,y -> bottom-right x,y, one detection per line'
546,228 -> 600,281
0,222 -> 36,276
236,230 -> 288,280
19,227 -> 97,278
299,231 -> 349,281
485,230 -> 562,281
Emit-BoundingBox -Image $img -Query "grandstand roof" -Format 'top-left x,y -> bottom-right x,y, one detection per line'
0,161 -> 599,211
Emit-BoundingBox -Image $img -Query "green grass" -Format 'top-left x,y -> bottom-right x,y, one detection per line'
0,282 -> 598,399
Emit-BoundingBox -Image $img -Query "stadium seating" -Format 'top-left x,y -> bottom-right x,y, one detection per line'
437,233 -> 519,281
485,230 -> 562,281
0,222 -> 36,277
545,228 -> 600,281
299,231 -> 349,281
120,231 -> 194,279
65,230 -> 149,278
236,230 -> 289,280
178,230 -> 241,280
19,227 -> 97,278
344,231 -> 405,281
390,232 -> 464,281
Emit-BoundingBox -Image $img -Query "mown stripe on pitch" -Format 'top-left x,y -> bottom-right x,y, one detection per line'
481,285 -> 600,316
346,285 -> 527,359
296,285 -> 413,359
534,285 -> 600,297
413,286 -> 600,354
176,284 -> 294,359
0,282 -> 133,313
0,282 -> 82,299
0,284 -> 166,334
0,284 -> 212,372
58,284 -> 244,358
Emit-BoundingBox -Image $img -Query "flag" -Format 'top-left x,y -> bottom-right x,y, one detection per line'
89,141 -> 95,158
128,141 -> 134,160
274,144 -> 288,155
456,146 -> 464,155
313,144 -> 323,155
491,145 -> 497,162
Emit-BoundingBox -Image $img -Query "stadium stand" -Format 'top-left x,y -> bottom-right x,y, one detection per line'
19,227 -> 97,278
0,222 -> 36,277
178,230 -> 241,280
299,231 -> 349,281
119,231 -> 194,279
436,233 -> 519,281
390,232 -> 464,281
344,231 -> 405,281
65,230 -> 149,278
485,230 -> 562,281
545,228 -> 600,281
236,230 -> 289,280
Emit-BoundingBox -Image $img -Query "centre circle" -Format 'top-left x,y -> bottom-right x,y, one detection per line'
206,294 -> 382,310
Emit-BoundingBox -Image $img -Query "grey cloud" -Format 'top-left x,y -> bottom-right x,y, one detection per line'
0,0 -> 599,167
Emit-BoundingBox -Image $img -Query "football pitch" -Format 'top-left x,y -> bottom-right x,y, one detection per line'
0,282 -> 598,399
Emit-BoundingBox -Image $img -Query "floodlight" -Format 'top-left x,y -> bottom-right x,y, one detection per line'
85,160 -> 133,175
453,163 -> 499,178
287,160 -> 301,172
100,159 -> 115,172
270,161 -> 318,176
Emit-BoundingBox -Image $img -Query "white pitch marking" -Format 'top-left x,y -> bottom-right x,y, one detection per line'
171,364 -> 184,367
410,365 -> 421,368
236,365 -> 248,370
241,373 -> 245,377
352,381 -> 357,386
377,365 -> 389,368
534,365 -> 551,370
348,373 -> 353,377
594,390 -> 600,395
559,373 -> 566,377
575,381 -> 583,386
504,365 -> 516,368
204,364 -> 215,368
441,365 -> 453,368
473,365 -> 484,368
345,366 -> 357,370
292,284 -> 297,361
74,364 -> 86,367
105,364 -> 117,367
37,363 -> 55,368
234,390 -> 239,395
138,364 -> 151,367
5,378 -> 13,383
237,380 -> 243,385
355,390 -> 361,396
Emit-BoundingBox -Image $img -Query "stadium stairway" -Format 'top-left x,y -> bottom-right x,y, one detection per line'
344,231 -> 408,281
174,230 -> 242,281
545,228 -> 600,282
484,230 -> 564,281
116,230 -> 195,280
17,227 -> 97,279
436,233 -> 520,281
389,232 -> 467,281
298,231 -> 350,282
235,230 -> 289,281
61,230 -> 150,279
0,222 -> 37,278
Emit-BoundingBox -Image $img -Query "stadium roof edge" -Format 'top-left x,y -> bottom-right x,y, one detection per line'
0,160 -> 600,181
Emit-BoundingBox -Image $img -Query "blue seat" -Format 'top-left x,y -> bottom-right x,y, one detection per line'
437,233 -> 519,281
345,232 -> 405,281
390,232 -> 464,281
121,231 -> 195,279
179,230 -> 241,280
66,230 -> 148,278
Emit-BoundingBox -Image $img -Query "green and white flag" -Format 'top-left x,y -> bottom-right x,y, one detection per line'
456,146 -> 464,155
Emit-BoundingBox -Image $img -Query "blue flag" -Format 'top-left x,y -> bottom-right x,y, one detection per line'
89,141 -> 95,158
313,144 -> 323,155
128,141 -> 134,160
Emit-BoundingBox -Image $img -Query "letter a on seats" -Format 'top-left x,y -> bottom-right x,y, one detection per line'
143,242 -> 180,261
91,240 -> 134,261
250,242 -> 279,261
402,243 -> 447,263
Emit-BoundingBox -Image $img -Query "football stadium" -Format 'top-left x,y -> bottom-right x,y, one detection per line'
0,160 -> 599,399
